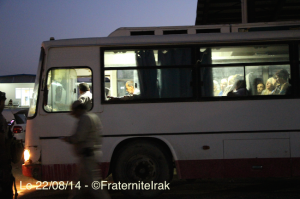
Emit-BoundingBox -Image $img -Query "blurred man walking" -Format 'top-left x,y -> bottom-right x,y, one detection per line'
61,100 -> 110,199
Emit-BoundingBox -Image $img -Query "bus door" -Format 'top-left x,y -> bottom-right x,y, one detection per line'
38,68 -> 93,180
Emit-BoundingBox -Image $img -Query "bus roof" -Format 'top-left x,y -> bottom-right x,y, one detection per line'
42,29 -> 300,50
108,21 -> 300,37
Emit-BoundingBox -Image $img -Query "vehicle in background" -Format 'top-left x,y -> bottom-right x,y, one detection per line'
3,108 -> 28,142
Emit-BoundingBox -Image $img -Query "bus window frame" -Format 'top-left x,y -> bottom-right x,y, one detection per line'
198,63 -> 292,100
100,46 -> 196,104
42,66 -> 94,114
196,41 -> 296,100
28,47 -> 45,120
100,41 -> 300,104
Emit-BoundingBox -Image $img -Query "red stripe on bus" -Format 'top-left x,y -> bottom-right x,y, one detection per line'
176,158 -> 292,179
42,164 -> 77,181
291,158 -> 300,176
41,163 -> 111,181
22,162 -> 110,181
23,158 -> 300,181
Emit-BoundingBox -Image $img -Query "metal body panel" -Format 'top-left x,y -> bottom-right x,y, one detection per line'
24,26 -> 300,180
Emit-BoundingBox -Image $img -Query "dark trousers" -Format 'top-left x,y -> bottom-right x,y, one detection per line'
0,173 -> 13,199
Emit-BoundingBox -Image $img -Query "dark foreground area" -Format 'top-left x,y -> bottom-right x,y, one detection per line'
13,161 -> 300,199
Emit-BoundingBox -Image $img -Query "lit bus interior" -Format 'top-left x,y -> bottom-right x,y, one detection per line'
104,44 -> 290,101
44,68 -> 92,112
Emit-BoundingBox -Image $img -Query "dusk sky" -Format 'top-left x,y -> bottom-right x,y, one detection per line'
0,0 -> 197,76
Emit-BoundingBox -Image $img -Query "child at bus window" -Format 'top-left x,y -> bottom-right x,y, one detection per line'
218,78 -> 227,96
272,69 -> 290,95
213,80 -> 221,96
261,78 -> 275,95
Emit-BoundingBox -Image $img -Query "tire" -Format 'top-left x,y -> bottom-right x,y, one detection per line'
113,140 -> 173,198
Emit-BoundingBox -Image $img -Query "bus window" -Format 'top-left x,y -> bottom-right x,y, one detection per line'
105,68 -> 193,100
104,48 -> 191,67
28,48 -> 45,118
199,44 -> 289,64
44,68 -> 92,112
201,65 -> 291,97
245,65 -> 291,95
104,48 -> 193,101
201,67 -> 244,97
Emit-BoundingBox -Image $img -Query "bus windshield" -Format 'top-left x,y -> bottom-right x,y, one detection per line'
28,48 -> 44,118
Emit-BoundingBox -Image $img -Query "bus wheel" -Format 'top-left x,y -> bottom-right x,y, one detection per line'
113,140 -> 173,198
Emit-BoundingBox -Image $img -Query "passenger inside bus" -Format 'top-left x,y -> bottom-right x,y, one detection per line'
222,74 -> 243,96
204,65 -> 292,97
272,69 -> 290,95
125,80 -> 134,96
227,80 -> 248,97
121,80 -> 139,100
213,80 -> 221,96
44,68 -> 92,112
107,80 -> 139,101
218,78 -> 227,96
256,82 -> 265,95
78,83 -> 92,110
261,77 -> 275,95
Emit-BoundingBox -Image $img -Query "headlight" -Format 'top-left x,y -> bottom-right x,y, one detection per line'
24,149 -> 30,162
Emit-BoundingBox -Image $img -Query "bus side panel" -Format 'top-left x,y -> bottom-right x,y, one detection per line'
23,46 -> 105,180
41,139 -> 77,180
157,133 -> 290,179
176,158 -> 291,179
101,133 -> 291,180
101,99 -> 299,179
101,100 -> 300,135
290,132 -> 300,176
40,138 -> 110,180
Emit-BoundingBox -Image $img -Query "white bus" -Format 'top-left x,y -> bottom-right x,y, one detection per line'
23,23 -> 300,198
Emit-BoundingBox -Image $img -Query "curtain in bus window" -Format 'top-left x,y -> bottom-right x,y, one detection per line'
199,48 -> 212,64
200,49 -> 213,97
157,68 -> 193,98
201,67 -> 213,97
135,50 -> 159,98
158,48 -> 191,65
157,48 -> 193,98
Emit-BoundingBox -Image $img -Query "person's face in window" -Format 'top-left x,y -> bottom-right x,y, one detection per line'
266,81 -> 272,90
275,76 -> 286,85
126,82 -> 134,95
213,83 -> 217,91
257,83 -> 264,93
220,82 -> 227,91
